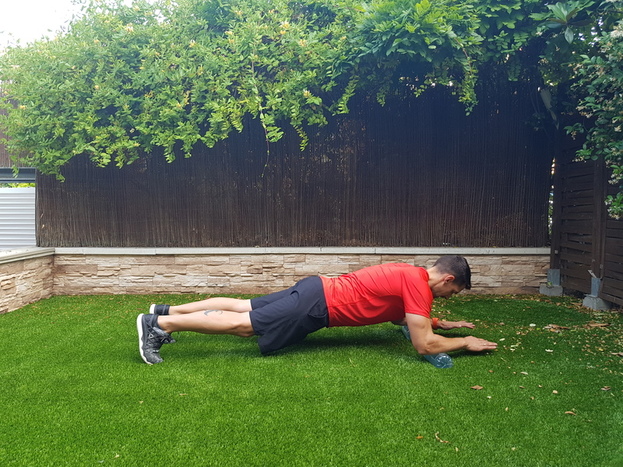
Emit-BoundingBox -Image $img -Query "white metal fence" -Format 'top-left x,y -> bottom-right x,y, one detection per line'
0,187 -> 36,250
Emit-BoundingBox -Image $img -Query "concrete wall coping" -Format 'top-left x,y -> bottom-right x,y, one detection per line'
0,247 -> 55,265
0,246 -> 550,264
55,247 -> 550,256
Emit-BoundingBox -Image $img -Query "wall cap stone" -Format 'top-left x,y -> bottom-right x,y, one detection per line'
0,247 -> 55,265
54,247 -> 550,256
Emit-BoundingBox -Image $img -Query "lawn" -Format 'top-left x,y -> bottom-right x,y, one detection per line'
1,294 -> 621,466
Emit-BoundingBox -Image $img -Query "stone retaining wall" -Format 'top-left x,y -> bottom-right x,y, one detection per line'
53,248 -> 549,296
1,247 -> 550,314
0,249 -> 55,314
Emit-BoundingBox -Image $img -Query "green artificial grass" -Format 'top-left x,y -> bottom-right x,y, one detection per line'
1,294 -> 621,466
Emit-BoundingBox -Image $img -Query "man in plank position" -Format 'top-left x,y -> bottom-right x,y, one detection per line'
137,255 -> 497,364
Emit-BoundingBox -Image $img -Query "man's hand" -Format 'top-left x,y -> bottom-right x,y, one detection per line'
438,320 -> 475,330
463,336 -> 498,352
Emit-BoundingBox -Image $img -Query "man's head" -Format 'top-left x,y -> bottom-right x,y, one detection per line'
427,255 -> 472,298
432,255 -> 471,289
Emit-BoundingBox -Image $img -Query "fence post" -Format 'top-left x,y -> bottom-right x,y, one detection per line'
583,275 -> 611,310
582,156 -> 611,310
540,127 -> 563,297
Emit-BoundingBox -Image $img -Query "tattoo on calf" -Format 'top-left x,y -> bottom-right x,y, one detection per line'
203,309 -> 223,316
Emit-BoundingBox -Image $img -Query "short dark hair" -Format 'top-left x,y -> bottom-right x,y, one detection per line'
432,255 -> 472,290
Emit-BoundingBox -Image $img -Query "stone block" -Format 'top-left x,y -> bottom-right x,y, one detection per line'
211,263 -> 246,275
86,256 -> 121,268
540,284 -> 563,296
23,257 -> 50,271
283,254 -> 306,263
303,255 -> 336,265
54,255 -> 85,265
55,264 -> 99,276
1,261 -> 25,275
123,276 -> 154,286
98,267 -> 121,277
129,265 -> 168,276
582,295 -> 611,311
295,264 -> 350,276
246,265 -> 264,274
380,255 -> 418,265
1,277 -> 16,290
174,255 -> 222,266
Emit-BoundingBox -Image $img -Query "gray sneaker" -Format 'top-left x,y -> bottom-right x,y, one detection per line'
147,305 -> 176,343
137,314 -> 175,364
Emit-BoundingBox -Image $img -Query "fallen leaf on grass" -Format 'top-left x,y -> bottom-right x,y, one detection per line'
601,386 -> 611,391
416,436 -> 424,440
565,411 -> 576,415
471,385 -> 484,390
435,432 -> 450,443
611,352 -> 623,357
544,324 -> 570,333
584,322 -> 610,329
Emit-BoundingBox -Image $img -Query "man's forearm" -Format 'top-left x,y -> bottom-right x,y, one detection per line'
415,334 -> 498,354
437,320 -> 475,330
418,334 -> 468,354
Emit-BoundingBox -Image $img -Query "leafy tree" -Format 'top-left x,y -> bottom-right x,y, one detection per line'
350,0 -> 545,109
528,0 -> 623,217
0,0 -> 358,176
568,25 -> 623,218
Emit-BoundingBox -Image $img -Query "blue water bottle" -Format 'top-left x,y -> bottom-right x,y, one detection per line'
401,325 -> 454,368
423,353 -> 454,368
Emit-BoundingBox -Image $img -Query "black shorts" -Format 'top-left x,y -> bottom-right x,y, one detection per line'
249,276 -> 329,355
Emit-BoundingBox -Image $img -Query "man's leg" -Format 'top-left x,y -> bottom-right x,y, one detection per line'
150,298 -> 252,315
159,310 -> 255,336
137,310 -> 255,365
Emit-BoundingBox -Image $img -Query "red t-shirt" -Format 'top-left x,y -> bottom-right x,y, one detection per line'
320,263 -> 433,327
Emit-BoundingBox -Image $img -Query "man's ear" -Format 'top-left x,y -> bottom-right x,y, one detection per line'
444,274 -> 456,284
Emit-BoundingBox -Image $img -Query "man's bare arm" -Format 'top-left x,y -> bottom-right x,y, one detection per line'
405,314 -> 497,355
393,318 -> 475,329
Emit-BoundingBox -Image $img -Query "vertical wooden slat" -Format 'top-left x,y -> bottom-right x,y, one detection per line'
591,155 -> 607,280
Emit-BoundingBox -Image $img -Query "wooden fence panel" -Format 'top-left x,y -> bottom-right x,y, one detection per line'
558,159 -> 596,294
35,84 -> 555,248
556,154 -> 623,305
602,220 -> 623,306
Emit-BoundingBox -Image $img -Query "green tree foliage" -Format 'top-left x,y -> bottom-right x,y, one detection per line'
0,0 -> 358,175
569,25 -> 623,218
528,0 -> 622,216
351,0 -> 544,108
